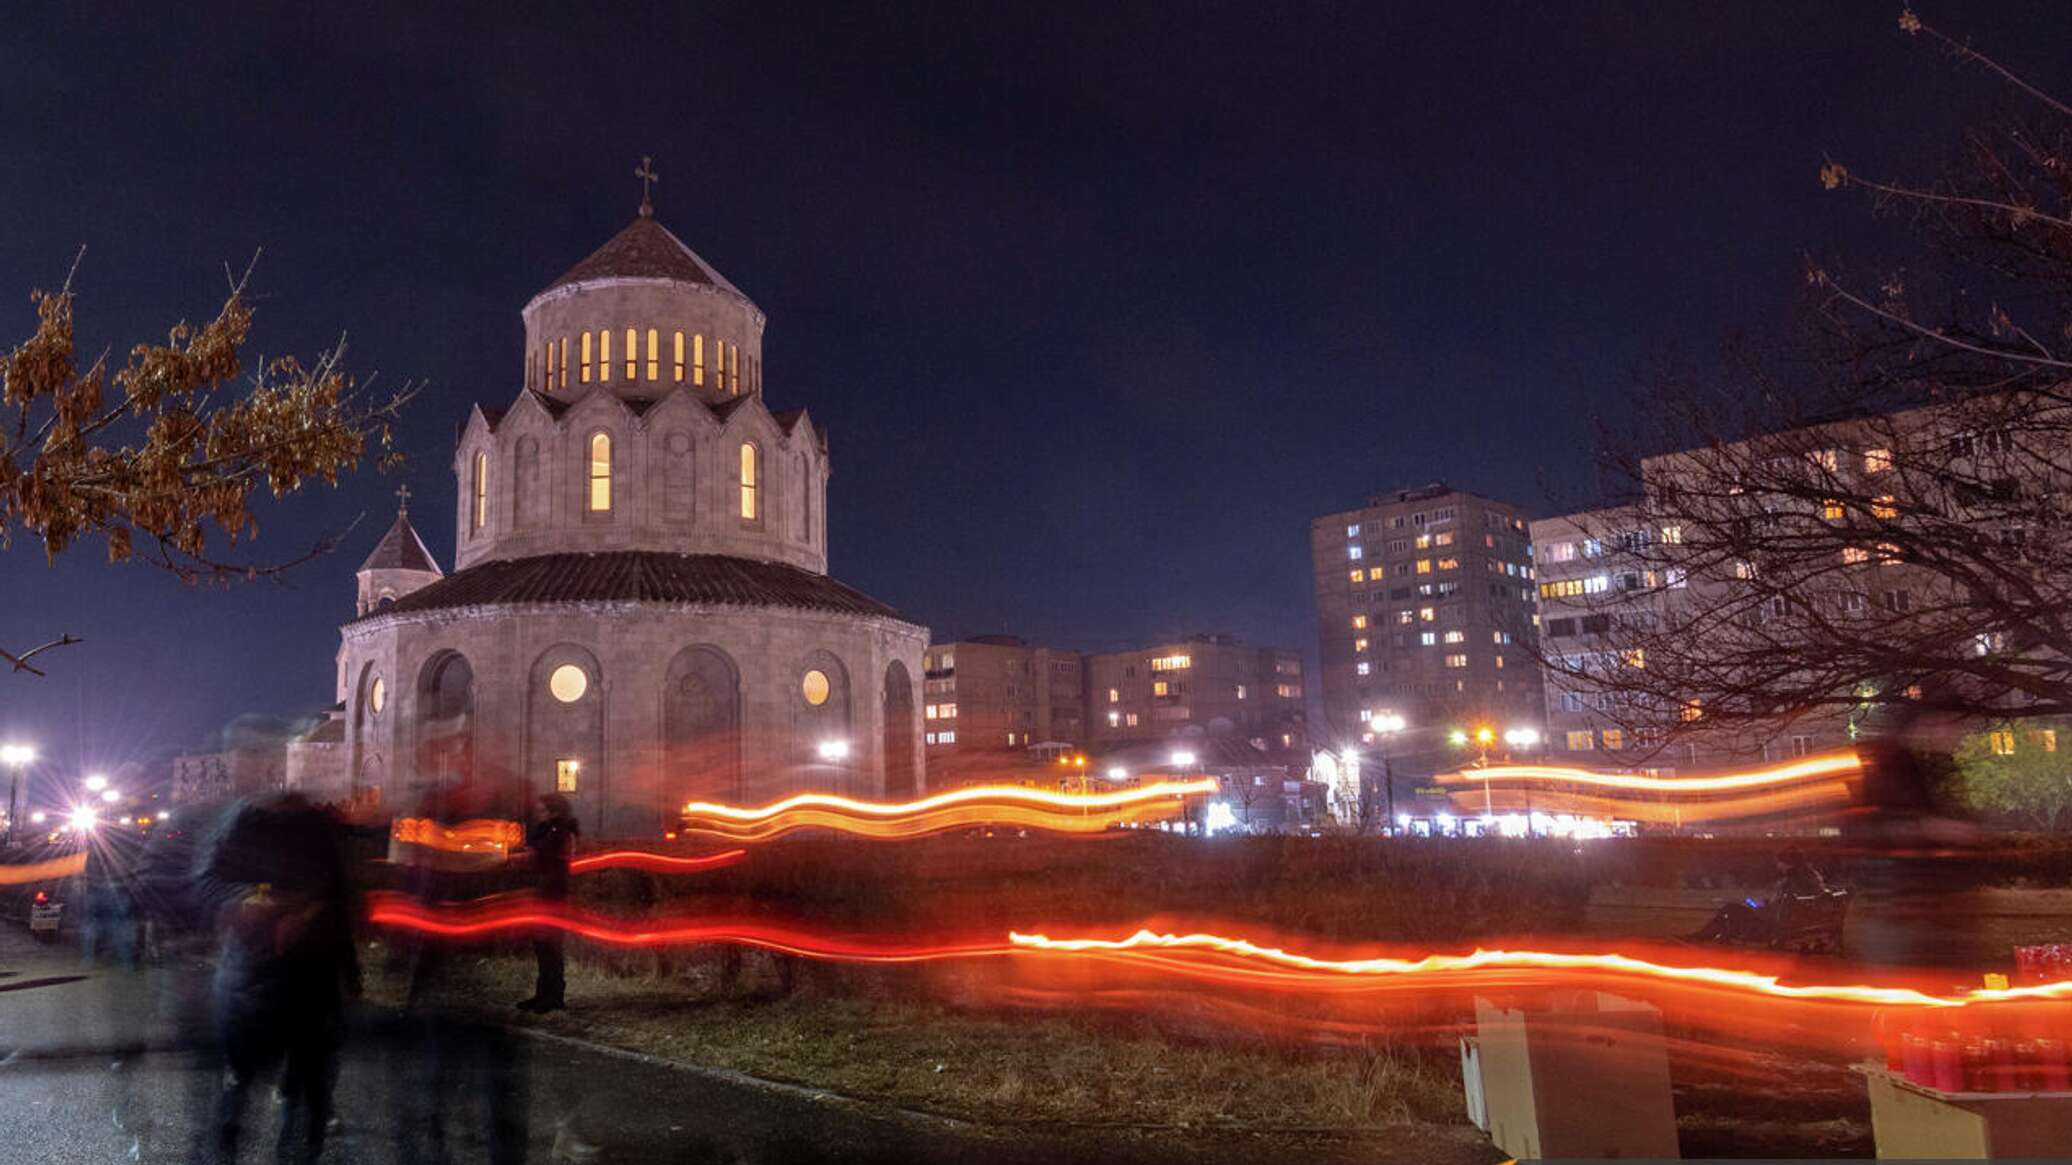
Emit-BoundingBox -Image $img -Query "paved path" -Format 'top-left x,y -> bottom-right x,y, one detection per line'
0,927 -> 1498,1164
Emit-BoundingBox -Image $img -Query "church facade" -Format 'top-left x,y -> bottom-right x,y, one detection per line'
322,187 -> 927,835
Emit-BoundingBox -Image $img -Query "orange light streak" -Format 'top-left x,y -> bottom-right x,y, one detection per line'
1456,779 -> 1856,825
568,848 -> 747,874
677,779 -> 1213,841
0,850 -> 84,885
1438,752 -> 1860,795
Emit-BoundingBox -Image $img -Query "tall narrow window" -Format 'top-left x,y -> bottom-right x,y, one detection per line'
600,330 -> 611,382
558,338 -> 568,388
672,331 -> 684,381
716,342 -> 728,393
739,443 -> 758,520
730,345 -> 740,394
588,433 -> 612,513
693,335 -> 706,386
471,451 -> 487,532
624,327 -> 636,379
646,329 -> 659,381
580,332 -> 593,383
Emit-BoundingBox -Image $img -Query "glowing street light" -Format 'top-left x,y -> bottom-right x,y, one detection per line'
0,744 -> 34,767
1503,727 -> 1541,748
68,806 -> 98,832
1169,750 -> 1197,768
99,788 -> 120,804
1105,766 -> 1127,781
83,773 -> 108,793
28,810 -> 46,824
815,740 -> 851,762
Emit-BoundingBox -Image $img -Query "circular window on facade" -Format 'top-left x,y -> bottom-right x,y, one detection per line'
801,669 -> 830,706
369,676 -> 386,715
549,664 -> 589,703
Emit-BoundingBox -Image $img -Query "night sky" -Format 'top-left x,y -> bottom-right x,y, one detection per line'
4,2 -> 2065,774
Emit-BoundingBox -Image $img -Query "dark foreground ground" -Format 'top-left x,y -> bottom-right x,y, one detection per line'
0,927 -> 1499,1165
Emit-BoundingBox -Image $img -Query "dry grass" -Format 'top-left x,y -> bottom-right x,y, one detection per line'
371,945 -> 1464,1132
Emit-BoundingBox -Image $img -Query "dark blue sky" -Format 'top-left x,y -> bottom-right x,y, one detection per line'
3,2 -> 2063,771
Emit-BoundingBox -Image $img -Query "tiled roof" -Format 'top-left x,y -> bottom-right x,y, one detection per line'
358,511 -> 441,575
542,216 -> 744,298
355,552 -> 902,622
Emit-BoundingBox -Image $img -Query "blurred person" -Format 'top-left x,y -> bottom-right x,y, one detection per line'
386,782 -> 531,1164
516,792 -> 579,1013
197,792 -> 360,1164
1690,849 -> 1829,944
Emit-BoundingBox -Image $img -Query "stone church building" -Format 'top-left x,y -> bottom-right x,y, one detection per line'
313,186 -> 928,835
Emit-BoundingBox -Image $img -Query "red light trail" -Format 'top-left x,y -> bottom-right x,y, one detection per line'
568,848 -> 747,874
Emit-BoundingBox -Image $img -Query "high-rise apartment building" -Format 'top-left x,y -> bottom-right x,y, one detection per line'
1311,485 -> 1541,751
920,636 -> 1086,758
1084,634 -> 1306,751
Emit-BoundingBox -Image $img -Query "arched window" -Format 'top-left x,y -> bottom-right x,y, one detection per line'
588,433 -> 613,513
739,443 -> 758,520
624,327 -> 637,380
646,328 -> 659,381
580,332 -> 592,384
673,332 -> 685,382
693,335 -> 705,387
471,450 -> 487,532
600,330 -> 612,382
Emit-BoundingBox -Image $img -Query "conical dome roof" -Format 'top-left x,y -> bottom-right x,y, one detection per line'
539,215 -> 746,300
358,507 -> 440,575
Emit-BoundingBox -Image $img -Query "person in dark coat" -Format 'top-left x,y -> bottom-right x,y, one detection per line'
195,792 -> 360,1164
517,792 -> 579,1012
1690,850 -> 1829,943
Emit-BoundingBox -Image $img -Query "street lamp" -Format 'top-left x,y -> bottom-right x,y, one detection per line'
815,740 -> 850,762
1169,750 -> 1197,768
83,772 -> 108,793
2,743 -> 34,848
1105,766 -> 1127,782
1370,711 -> 1406,836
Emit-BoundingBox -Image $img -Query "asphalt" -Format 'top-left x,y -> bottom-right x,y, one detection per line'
0,926 -> 1501,1164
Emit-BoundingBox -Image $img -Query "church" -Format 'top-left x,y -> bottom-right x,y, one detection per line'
305,172 -> 928,835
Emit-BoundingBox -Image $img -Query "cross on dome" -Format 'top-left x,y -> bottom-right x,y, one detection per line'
635,156 -> 659,218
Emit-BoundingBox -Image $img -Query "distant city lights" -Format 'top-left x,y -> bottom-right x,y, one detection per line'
1169,750 -> 1197,767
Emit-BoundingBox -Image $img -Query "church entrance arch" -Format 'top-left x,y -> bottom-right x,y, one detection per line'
664,646 -> 741,804
527,644 -> 606,833
414,650 -> 475,794
882,660 -> 917,799
790,649 -> 852,795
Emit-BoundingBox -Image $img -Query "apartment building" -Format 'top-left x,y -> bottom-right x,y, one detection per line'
919,636 -> 1086,758
1310,484 -> 1541,752
1084,634 -> 1306,751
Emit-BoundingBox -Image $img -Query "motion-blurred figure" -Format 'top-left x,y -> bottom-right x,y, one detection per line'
517,792 -> 579,1013
197,792 -> 360,1164
1690,850 -> 1829,944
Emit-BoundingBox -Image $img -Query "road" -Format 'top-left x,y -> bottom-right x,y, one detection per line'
0,926 -> 1498,1164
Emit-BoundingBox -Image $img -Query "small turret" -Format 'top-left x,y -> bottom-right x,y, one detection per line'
356,486 -> 442,616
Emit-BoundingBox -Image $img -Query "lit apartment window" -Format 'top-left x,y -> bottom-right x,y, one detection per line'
1349,569 -> 1365,583
587,433 -> 612,512
938,702 -> 957,718
1876,542 -> 1902,565
1347,545 -> 1363,561
1107,711 -> 1120,727
1351,615 -> 1368,630
1872,496 -> 1898,519
1153,680 -> 1169,697
2036,730 -> 2059,753
1150,655 -> 1191,671
925,732 -> 938,745
556,759 -> 580,793
1601,729 -> 1624,751
1566,731 -> 1594,751
1442,630 -> 1464,644
1275,683 -> 1299,698
1358,709 -> 1371,722
1443,654 -> 1468,668
1356,662 -> 1371,676
1434,531 -> 1454,546
938,731 -> 956,744
1396,611 -> 1414,625
1420,632 -> 1436,645
1107,688 -> 1119,703
1545,542 -> 1576,562
1622,648 -> 1646,669
1346,524 -> 1359,537
1681,699 -> 1704,722
1419,607 -> 1434,622
739,444 -> 759,519
1353,637 -> 1369,652
1822,498 -> 1845,520
1864,448 -> 1893,473
1436,557 -> 1459,571
1842,546 -> 1870,565
1414,534 -> 1431,550
1989,730 -> 2016,756
1659,525 -> 1683,544
1235,683 -> 1247,700
1415,559 -> 1431,574
1125,713 -> 1139,727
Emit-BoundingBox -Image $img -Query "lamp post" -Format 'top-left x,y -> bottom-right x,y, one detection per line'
1502,726 -> 1542,833
1,744 -> 34,848
1370,712 -> 1405,836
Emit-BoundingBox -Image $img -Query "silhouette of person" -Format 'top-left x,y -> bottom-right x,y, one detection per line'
518,792 -> 580,1012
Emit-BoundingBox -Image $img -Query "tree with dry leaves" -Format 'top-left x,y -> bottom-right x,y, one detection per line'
2,259 -> 412,674
1541,10 -> 2072,756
